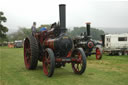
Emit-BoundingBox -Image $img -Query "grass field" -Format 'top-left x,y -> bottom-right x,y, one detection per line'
0,46 -> 128,85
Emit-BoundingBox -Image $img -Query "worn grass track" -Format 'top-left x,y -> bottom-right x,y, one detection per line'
0,46 -> 128,85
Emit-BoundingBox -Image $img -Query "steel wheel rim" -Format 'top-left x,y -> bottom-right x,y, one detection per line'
24,39 -> 31,69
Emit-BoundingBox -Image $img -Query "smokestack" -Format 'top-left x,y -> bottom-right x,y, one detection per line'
86,22 -> 91,36
59,4 -> 66,32
101,35 -> 105,47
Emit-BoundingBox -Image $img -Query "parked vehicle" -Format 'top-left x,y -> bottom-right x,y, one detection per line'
14,40 -> 23,48
101,33 -> 128,55
24,4 -> 86,77
8,42 -> 14,48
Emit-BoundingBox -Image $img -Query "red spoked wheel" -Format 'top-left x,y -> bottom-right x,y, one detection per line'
96,48 -> 102,60
71,48 -> 86,74
24,38 -> 31,69
43,48 -> 55,77
24,36 -> 39,69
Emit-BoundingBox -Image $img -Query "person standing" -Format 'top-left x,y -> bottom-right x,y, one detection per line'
31,22 -> 37,36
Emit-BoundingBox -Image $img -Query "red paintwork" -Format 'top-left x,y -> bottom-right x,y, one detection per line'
55,58 -> 62,62
96,48 -> 101,60
44,39 -> 54,49
66,50 -> 72,57
55,58 -> 81,63
88,41 -> 94,48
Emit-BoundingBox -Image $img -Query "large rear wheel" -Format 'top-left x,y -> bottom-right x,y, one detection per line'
71,48 -> 86,75
24,35 -> 39,69
43,48 -> 55,77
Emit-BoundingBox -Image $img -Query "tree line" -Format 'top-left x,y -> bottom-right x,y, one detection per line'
7,25 -> 104,42
67,27 -> 105,40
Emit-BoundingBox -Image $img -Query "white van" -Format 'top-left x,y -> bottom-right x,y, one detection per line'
103,33 -> 128,55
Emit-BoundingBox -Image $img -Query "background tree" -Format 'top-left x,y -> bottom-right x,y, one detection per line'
0,11 -> 8,42
7,24 -> 105,42
67,27 -> 104,40
8,27 -> 31,41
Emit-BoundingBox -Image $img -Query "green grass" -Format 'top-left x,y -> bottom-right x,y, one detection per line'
0,46 -> 128,85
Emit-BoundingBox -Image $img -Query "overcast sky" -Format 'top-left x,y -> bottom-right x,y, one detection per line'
0,0 -> 128,33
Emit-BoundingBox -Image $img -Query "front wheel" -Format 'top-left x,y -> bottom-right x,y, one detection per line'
43,48 -> 55,77
71,48 -> 86,75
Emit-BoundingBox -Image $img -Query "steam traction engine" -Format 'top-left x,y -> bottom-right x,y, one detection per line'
24,4 -> 86,77
73,23 -> 102,60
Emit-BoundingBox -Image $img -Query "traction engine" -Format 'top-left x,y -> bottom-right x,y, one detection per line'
24,4 -> 87,77
73,23 -> 103,60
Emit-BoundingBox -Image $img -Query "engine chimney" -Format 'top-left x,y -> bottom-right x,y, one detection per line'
101,35 -> 105,47
59,4 -> 66,33
86,22 -> 91,36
